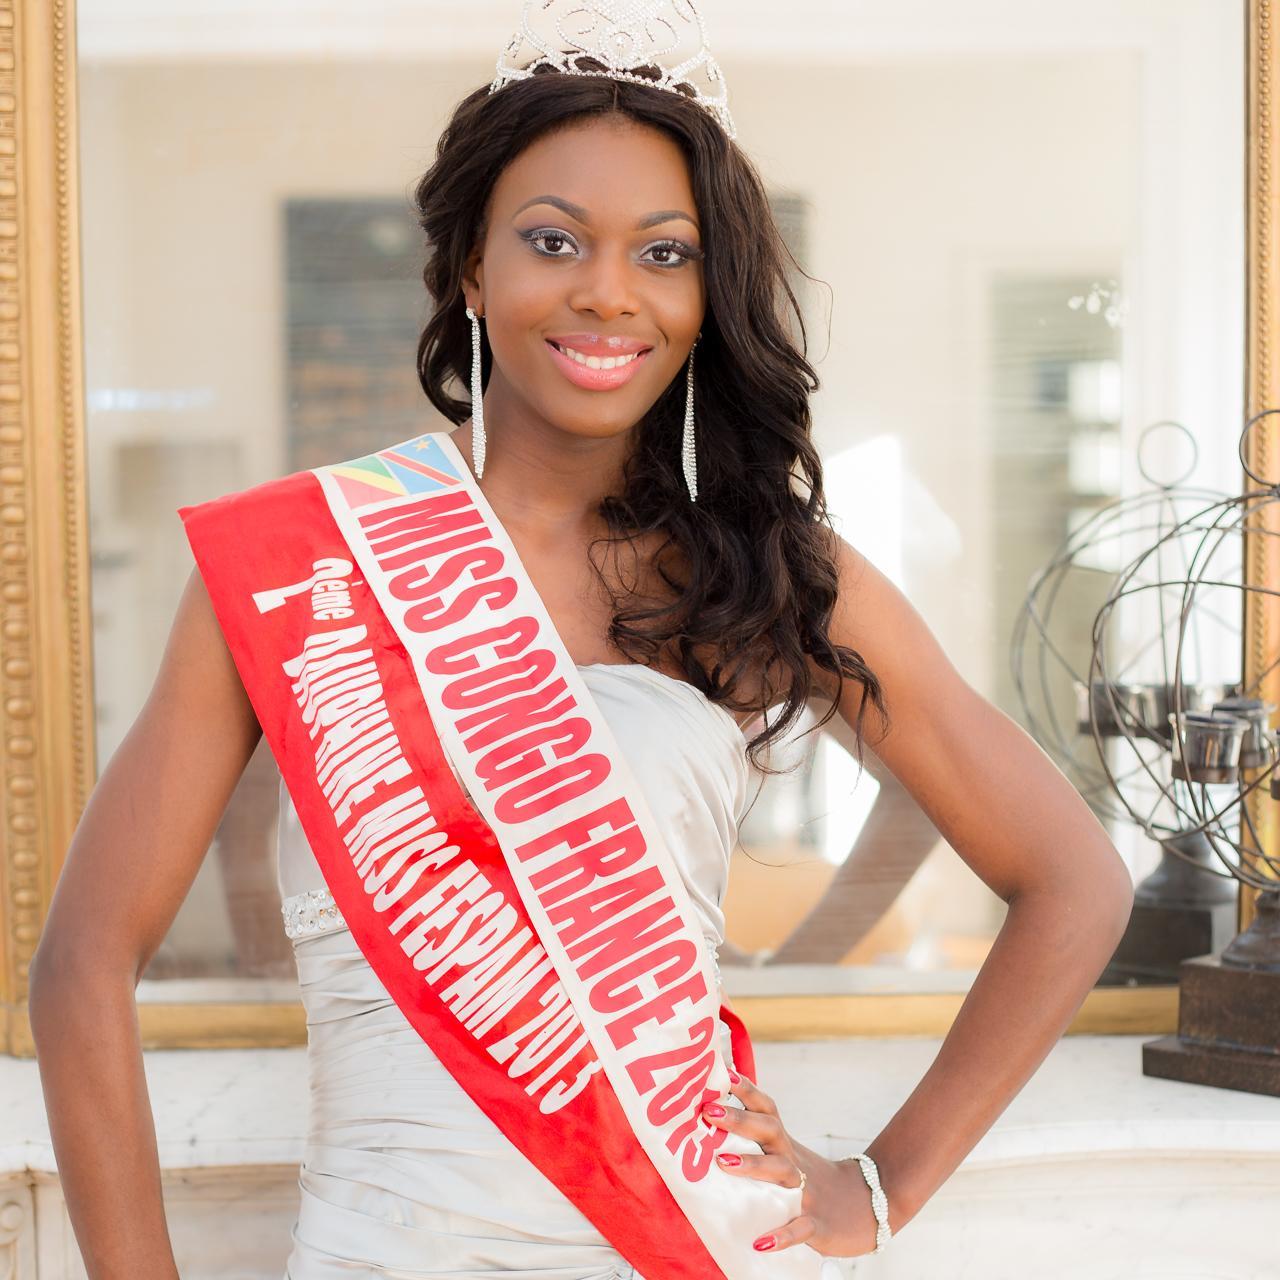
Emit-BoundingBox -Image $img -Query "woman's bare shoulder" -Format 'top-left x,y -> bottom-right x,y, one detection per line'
158,567 -> 261,730
813,530 -> 951,742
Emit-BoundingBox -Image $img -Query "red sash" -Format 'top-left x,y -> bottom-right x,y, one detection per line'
179,430 -> 826,1279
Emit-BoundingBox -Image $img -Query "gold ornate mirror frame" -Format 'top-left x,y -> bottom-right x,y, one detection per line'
1,0 -> 1275,1054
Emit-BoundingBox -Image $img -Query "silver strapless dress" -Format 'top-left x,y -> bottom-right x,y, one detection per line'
277,663 -> 757,1279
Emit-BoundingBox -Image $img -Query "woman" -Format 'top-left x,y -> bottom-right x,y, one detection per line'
28,4 -> 1135,1278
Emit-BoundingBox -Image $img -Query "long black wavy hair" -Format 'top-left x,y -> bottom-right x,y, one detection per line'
412,66 -> 886,776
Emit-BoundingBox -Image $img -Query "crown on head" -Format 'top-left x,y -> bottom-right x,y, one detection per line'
490,0 -> 736,139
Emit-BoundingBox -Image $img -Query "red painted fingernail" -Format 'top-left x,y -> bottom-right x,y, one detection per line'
703,1102 -> 726,1118
753,1235 -> 777,1252
716,1152 -> 742,1167
728,1069 -> 741,1084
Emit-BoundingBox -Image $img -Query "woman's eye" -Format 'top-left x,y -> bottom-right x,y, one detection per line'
519,229 -> 701,266
643,240 -> 702,267
524,229 -> 578,258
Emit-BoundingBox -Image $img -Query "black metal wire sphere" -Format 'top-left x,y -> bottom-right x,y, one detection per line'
1012,486 -> 1225,815
1011,422 -> 1223,829
1087,413 -> 1280,891
1013,416 -> 1280,890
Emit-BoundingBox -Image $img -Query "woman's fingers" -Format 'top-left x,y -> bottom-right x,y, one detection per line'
701,1097 -> 784,1149
727,1071 -> 777,1117
752,1215 -> 817,1254
701,1071 -> 788,1150
708,1075 -> 825,1257
714,1150 -> 803,1187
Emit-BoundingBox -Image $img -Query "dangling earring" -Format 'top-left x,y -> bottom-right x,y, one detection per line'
466,304 -> 486,479
681,335 -> 700,503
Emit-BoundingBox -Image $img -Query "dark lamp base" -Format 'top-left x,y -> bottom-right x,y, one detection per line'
1142,894 -> 1280,1098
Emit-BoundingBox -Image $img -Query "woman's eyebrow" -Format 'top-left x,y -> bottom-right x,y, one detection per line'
512,194 -> 699,231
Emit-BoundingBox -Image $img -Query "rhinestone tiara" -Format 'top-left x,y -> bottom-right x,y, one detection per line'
490,0 -> 736,140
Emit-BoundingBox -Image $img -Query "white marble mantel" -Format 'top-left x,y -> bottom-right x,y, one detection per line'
3,1034 -> 1278,1279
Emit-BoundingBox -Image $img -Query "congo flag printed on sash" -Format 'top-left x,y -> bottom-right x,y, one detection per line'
179,429 -> 829,1280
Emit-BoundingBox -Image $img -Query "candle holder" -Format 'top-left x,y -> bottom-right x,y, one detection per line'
1014,415 -> 1280,1096
1150,682 -> 1236,746
1212,696 -> 1276,769
1074,680 -> 1235,746
1074,680 -> 1161,740
1168,710 -> 1248,785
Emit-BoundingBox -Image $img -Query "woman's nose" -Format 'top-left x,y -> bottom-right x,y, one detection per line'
568,247 -> 641,321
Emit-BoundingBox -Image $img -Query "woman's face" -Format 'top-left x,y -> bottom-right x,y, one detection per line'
463,114 -> 707,443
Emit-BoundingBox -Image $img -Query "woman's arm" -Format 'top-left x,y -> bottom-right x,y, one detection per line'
817,532 -> 1135,1231
27,566 -> 264,1280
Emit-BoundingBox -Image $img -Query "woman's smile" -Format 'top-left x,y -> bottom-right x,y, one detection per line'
544,332 -> 655,391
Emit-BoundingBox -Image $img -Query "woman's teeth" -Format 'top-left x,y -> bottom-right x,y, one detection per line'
555,344 -> 642,370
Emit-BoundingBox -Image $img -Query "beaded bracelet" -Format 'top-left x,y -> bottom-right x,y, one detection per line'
845,1151 -> 892,1254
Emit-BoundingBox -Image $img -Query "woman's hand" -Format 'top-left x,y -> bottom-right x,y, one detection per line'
703,1071 -> 882,1258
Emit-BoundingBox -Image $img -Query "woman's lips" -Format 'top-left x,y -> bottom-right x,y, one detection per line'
545,339 -> 652,391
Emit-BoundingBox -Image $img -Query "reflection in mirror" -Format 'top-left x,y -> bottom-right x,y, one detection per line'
718,4 -> 1245,996
76,0 -> 1245,1003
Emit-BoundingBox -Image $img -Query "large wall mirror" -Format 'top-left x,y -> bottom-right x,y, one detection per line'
4,0 -> 1274,1051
